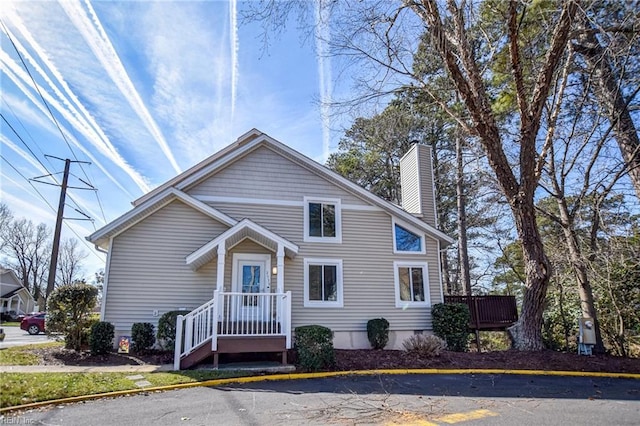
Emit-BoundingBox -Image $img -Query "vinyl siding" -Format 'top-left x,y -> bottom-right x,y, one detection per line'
105,145 -> 445,337
187,146 -> 368,206
104,200 -> 227,337
211,202 -> 442,332
400,144 -> 437,227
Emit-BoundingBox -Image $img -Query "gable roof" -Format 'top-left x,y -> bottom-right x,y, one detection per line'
0,268 -> 22,288
186,218 -> 299,271
88,129 -> 453,249
87,188 -> 237,249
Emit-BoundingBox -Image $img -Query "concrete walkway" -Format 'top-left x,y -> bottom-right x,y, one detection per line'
0,362 -> 296,374
0,364 -> 174,373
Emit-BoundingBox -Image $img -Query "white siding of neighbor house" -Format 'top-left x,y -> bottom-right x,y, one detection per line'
400,144 -> 437,227
187,146 -> 369,206
104,200 -> 228,339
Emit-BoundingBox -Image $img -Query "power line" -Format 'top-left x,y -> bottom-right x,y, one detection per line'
1,111 -> 93,227
0,155 -> 105,262
1,19 -> 107,226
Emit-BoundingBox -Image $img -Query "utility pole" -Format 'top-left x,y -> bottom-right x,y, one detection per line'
46,158 -> 70,299
32,156 -> 93,301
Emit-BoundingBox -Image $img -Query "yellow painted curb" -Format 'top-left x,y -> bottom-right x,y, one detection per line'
1,368 -> 639,414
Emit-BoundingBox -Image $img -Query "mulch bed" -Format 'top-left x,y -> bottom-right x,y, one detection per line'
23,346 -> 640,374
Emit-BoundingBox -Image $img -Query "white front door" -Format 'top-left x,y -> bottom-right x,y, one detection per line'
232,254 -> 271,321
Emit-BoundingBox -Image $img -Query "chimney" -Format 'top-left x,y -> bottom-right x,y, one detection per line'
399,143 -> 437,227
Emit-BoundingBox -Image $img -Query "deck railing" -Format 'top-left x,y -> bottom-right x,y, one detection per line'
444,295 -> 518,330
174,291 -> 291,370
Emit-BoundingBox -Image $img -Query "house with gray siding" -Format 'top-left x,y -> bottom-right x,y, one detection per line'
87,129 -> 453,369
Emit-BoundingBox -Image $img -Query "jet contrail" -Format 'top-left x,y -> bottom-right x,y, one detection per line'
229,0 -> 238,124
314,0 -> 332,161
60,0 -> 181,174
0,55 -> 145,197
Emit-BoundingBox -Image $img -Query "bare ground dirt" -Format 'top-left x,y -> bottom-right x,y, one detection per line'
23,346 -> 640,373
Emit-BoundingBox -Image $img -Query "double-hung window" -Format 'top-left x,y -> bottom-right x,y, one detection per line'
304,197 -> 342,243
304,258 -> 343,307
394,262 -> 430,307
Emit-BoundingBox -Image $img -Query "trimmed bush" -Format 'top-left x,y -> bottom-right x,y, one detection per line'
132,322 -> 155,353
367,318 -> 390,349
402,334 -> 447,357
294,325 -> 335,371
157,310 -> 190,350
432,303 -> 471,352
46,283 -> 99,351
89,321 -> 114,355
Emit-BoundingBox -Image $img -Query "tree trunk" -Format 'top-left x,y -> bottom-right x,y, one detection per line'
507,197 -> 552,351
575,27 -> 640,200
555,200 -> 606,353
456,134 -> 472,296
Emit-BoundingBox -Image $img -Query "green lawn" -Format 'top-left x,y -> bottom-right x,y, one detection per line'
0,322 -> 20,327
0,342 -> 64,366
0,370 -> 253,408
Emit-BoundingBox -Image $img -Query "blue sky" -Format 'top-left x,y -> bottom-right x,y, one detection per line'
1,1 -> 346,276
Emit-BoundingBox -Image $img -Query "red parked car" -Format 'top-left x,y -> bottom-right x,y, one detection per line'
20,312 -> 46,335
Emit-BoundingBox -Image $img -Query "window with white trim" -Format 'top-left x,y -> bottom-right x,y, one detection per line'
394,262 -> 430,307
392,219 -> 425,254
304,258 -> 343,307
304,197 -> 342,243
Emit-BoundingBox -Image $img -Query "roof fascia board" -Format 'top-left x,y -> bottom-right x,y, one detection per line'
87,188 -> 237,246
186,218 -> 298,267
262,135 -> 454,245
133,129 -> 264,207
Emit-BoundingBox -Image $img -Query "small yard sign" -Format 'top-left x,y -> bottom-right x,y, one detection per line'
118,335 -> 131,353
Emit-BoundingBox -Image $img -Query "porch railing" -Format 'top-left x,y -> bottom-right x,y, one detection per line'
174,291 -> 291,370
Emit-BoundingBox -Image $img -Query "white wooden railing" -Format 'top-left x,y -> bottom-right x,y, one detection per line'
174,291 -> 291,370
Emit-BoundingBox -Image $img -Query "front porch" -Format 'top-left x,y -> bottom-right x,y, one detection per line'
174,290 -> 292,370
175,218 -> 298,370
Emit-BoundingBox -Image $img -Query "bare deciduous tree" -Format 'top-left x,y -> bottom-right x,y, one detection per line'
57,237 -> 88,287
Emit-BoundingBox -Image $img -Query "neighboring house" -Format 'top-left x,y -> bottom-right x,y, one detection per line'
87,129 -> 453,369
0,268 -> 36,317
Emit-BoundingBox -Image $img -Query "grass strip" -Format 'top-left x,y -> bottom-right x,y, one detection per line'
0,370 -> 253,408
0,342 -> 64,366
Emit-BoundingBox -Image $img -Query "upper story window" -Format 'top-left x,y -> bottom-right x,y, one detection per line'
393,220 -> 425,253
304,197 -> 342,243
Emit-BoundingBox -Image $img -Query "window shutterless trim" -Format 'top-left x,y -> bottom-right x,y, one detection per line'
392,218 -> 426,254
303,197 -> 342,243
393,261 -> 430,308
303,258 -> 344,308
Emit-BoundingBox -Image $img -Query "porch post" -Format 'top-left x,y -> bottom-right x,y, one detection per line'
276,244 -> 285,293
216,241 -> 226,293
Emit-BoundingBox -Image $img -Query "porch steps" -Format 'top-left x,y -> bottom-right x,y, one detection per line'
180,338 -> 214,370
179,336 -> 287,370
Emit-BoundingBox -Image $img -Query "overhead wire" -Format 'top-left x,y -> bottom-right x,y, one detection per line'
0,155 -> 104,262
1,111 -> 97,230
1,19 -> 108,226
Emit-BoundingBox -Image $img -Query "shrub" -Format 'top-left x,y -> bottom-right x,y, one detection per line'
132,322 -> 156,353
89,321 -> 114,355
157,310 -> 190,350
403,334 -> 447,357
46,283 -> 99,351
367,318 -> 390,349
432,303 -> 471,352
294,325 -> 335,371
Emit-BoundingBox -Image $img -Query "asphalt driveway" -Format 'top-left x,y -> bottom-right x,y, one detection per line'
7,374 -> 640,425
0,324 -> 57,348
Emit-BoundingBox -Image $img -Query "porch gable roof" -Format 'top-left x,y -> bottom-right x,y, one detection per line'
186,218 -> 299,271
